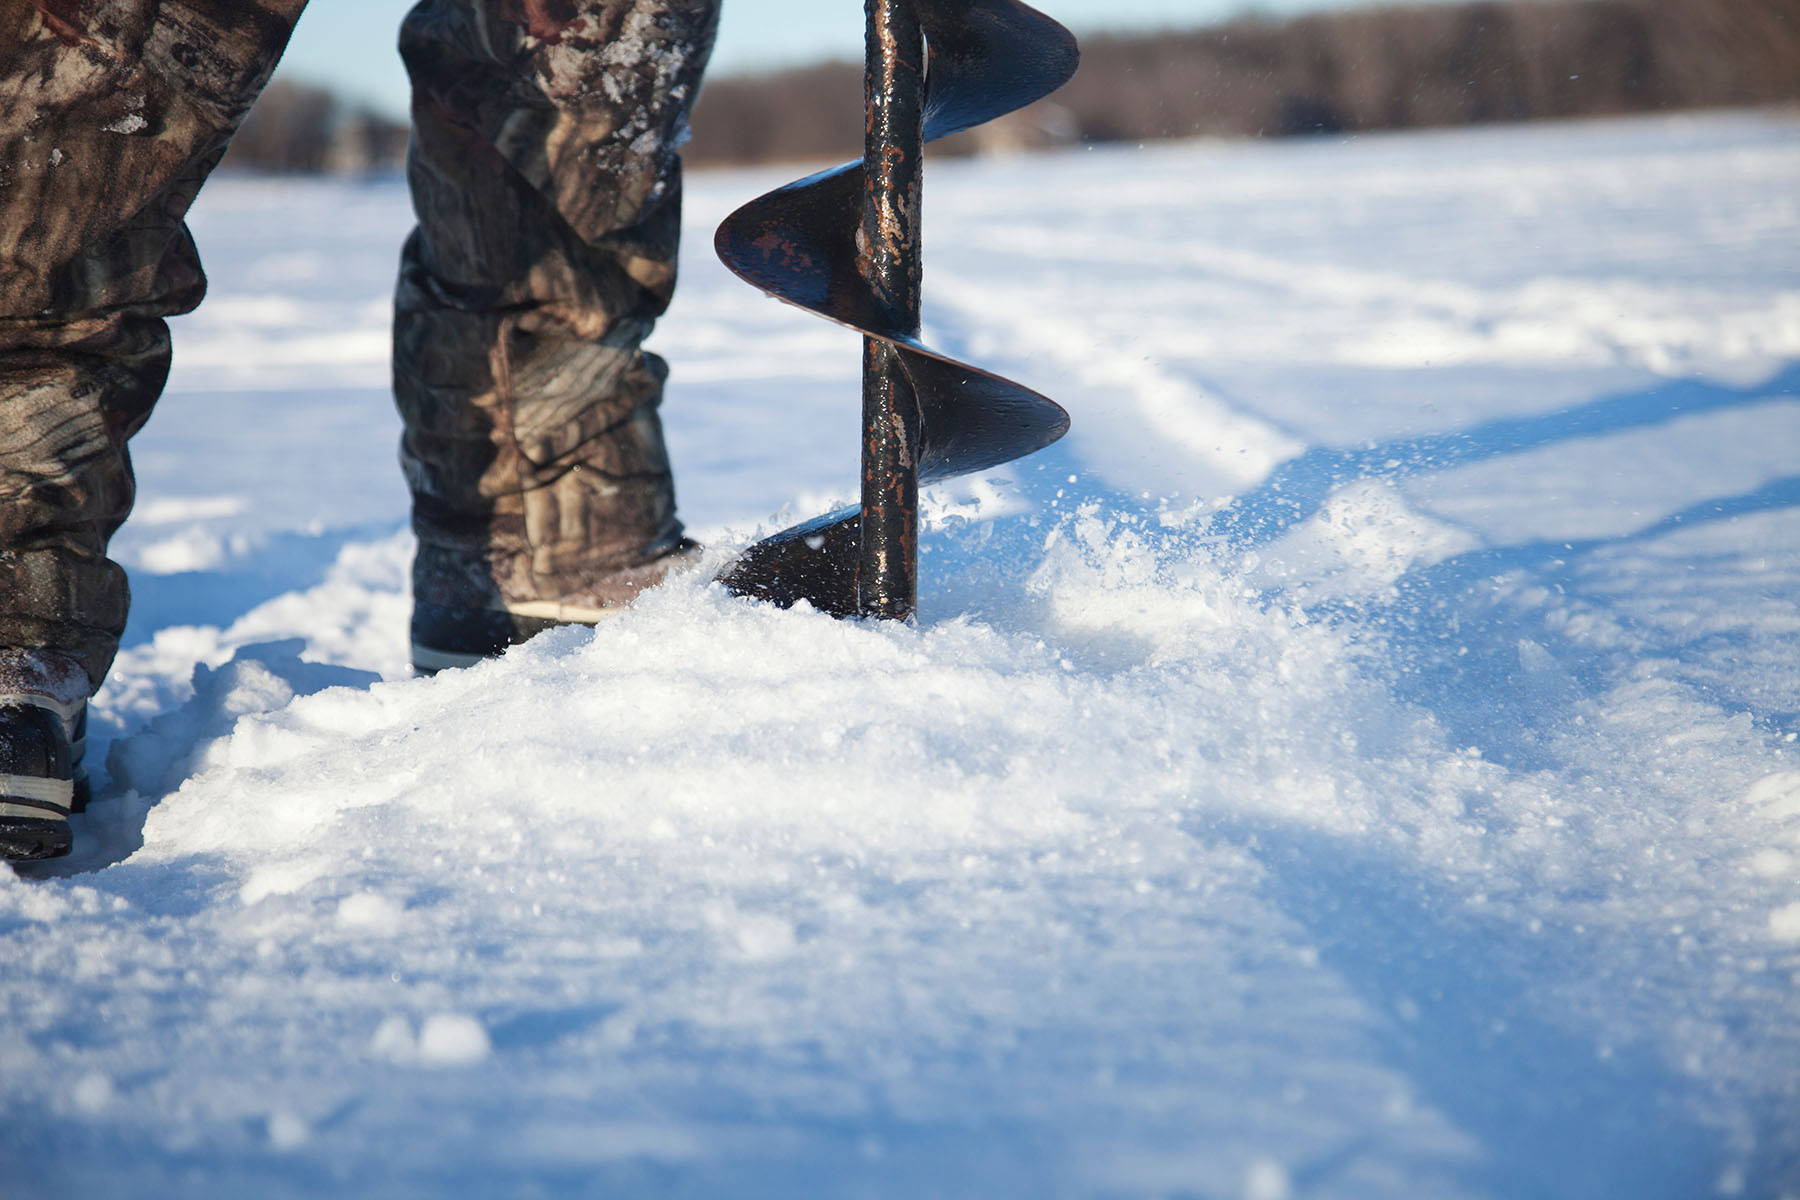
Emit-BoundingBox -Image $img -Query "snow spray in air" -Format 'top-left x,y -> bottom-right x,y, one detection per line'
715,0 -> 1079,620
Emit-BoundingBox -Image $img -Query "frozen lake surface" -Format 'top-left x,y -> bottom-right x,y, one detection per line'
4,110 -> 1799,1198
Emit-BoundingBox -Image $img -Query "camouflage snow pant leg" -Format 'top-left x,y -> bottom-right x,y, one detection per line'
396,0 -> 719,615
0,1 -> 310,692
1,0 -> 717,690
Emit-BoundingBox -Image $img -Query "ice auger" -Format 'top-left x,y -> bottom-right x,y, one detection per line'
715,0 -> 1080,620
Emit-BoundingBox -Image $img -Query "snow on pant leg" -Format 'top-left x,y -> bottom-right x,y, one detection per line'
395,0 -> 719,612
0,1 -> 309,692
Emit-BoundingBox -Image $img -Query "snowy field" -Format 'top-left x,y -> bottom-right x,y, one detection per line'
5,110 -> 1800,1198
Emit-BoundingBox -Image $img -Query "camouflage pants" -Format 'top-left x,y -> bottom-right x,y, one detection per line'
0,0 -> 718,692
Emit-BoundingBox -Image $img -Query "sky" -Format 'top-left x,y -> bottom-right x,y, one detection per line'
280,0 -> 1445,118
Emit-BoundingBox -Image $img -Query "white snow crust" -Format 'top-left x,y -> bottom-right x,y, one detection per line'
4,112 -> 1799,1199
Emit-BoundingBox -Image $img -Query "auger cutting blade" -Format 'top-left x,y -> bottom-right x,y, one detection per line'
715,0 -> 1079,619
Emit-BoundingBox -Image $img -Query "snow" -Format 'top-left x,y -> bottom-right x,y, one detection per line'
4,111 -> 1799,1198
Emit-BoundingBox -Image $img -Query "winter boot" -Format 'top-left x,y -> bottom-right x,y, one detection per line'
409,539 -> 703,675
0,650 -> 89,862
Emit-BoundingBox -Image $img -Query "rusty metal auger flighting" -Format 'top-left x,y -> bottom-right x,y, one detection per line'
715,0 -> 1080,620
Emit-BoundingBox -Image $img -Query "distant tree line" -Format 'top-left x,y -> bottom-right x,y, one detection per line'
222,79 -> 408,174
224,0 -> 1799,174
687,0 -> 1800,163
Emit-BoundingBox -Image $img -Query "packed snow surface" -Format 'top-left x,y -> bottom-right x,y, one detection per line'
5,112 -> 1800,1199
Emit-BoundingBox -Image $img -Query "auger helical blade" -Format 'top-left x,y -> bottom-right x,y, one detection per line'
715,0 -> 1080,619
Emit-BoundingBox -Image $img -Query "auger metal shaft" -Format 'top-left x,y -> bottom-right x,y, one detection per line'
857,0 -> 927,620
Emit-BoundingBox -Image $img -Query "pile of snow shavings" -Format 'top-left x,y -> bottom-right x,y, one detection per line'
113,507 -> 1503,873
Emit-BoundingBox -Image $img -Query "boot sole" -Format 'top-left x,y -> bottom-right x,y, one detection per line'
0,815 -> 71,861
